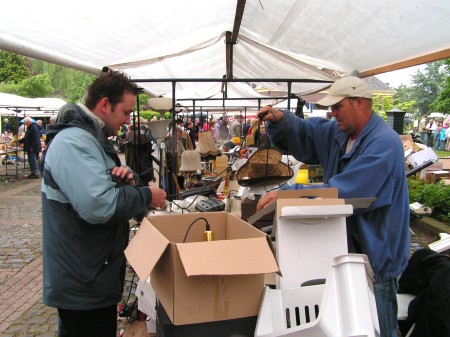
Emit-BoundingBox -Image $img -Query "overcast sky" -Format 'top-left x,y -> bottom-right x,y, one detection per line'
376,64 -> 426,88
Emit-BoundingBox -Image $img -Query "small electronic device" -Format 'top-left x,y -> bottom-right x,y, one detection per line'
195,197 -> 226,212
181,186 -> 216,199
409,202 -> 432,215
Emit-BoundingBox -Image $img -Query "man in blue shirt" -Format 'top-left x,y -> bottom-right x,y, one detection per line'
257,76 -> 410,337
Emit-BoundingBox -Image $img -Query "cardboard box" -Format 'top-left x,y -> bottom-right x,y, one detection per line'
125,212 -> 279,325
420,162 -> 443,181
248,188 -> 356,289
429,170 -> 450,183
438,158 -> 450,170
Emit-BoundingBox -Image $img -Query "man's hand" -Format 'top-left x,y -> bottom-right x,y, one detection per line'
148,186 -> 167,210
257,105 -> 285,123
256,190 -> 278,211
110,166 -> 136,187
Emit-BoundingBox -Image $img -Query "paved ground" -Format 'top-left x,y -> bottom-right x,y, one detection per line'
0,165 -> 448,337
0,168 -> 137,337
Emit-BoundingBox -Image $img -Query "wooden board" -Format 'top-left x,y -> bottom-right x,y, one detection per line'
123,321 -> 154,337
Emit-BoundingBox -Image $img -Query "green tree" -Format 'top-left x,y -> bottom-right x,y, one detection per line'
0,50 -> 30,83
18,73 -> 54,97
410,60 -> 447,114
67,72 -> 96,103
30,58 -> 95,101
429,58 -> 450,113
394,84 -> 418,115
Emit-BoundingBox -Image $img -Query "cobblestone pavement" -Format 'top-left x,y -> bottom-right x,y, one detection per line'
0,173 -> 448,337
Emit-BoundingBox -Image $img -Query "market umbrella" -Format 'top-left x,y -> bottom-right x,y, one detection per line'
19,118 -> 36,123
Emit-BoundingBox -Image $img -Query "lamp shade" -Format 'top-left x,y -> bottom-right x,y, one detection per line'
148,97 -> 173,114
197,131 -> 220,157
179,150 -> 203,172
147,119 -> 171,140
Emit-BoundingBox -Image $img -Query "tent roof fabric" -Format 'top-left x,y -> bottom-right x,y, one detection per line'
1,0 -> 450,101
0,93 -> 66,117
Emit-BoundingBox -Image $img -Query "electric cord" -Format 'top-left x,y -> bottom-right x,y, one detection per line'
182,217 -> 210,243
167,164 -> 231,213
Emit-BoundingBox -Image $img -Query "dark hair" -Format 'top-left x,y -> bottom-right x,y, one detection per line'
84,70 -> 140,110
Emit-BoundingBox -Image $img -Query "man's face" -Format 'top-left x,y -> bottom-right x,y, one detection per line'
330,98 -> 359,136
103,92 -> 136,137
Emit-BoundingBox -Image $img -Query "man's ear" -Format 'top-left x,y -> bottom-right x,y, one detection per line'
98,97 -> 110,115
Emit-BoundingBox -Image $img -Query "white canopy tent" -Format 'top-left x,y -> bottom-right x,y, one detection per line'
1,0 -> 449,102
0,93 -> 66,115
0,93 -> 66,133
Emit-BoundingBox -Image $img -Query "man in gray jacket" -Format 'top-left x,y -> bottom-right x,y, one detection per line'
41,70 -> 166,337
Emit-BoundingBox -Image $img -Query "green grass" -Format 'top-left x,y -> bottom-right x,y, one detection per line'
435,150 -> 450,158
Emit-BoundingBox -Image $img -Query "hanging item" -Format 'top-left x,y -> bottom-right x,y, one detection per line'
179,150 -> 203,174
197,130 -> 220,158
236,148 -> 293,187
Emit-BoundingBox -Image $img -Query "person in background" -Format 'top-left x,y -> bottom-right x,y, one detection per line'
125,117 -> 155,185
418,114 -> 427,143
36,119 -> 46,136
49,115 -> 57,125
41,70 -> 166,337
218,117 -> 230,140
213,118 -> 221,140
230,114 -> 243,138
18,117 -> 41,179
18,121 -> 26,138
3,118 -> 12,133
425,118 -> 436,148
439,124 -> 448,151
165,126 -> 193,190
446,124 -> 450,151
256,76 -> 410,337
433,122 -> 442,151
185,120 -> 196,149
242,118 -> 251,136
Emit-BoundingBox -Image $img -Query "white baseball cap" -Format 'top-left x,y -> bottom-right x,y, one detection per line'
316,76 -> 372,107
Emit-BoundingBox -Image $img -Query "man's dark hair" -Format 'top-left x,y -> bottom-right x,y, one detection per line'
84,70 -> 140,110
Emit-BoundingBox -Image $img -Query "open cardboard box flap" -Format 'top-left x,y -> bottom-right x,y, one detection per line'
125,218 -> 170,281
126,214 -> 280,281
176,238 -> 279,277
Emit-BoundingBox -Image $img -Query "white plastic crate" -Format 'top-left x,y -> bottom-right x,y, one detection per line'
255,254 -> 380,337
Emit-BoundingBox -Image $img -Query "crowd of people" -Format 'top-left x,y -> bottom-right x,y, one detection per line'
418,113 -> 450,150
1,116 -> 56,177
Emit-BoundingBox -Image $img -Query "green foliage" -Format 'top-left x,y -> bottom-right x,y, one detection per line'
408,178 -> 450,224
139,110 -> 172,121
67,72 -> 96,103
29,58 -> 95,101
372,94 -> 387,120
17,73 -> 54,97
410,60 -> 448,114
0,50 -> 30,83
138,94 -> 150,109
0,73 -> 54,98
0,81 -> 21,94
429,65 -> 450,113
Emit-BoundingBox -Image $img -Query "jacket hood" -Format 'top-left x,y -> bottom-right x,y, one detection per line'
46,103 -> 117,160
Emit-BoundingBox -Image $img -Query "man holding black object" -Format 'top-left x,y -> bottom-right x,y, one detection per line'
256,76 -> 410,337
41,70 -> 166,337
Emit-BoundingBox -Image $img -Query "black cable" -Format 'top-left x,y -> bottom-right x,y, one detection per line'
182,217 -> 210,243
167,163 -> 231,213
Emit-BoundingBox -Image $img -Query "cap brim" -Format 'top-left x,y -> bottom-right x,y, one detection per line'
316,95 -> 345,107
